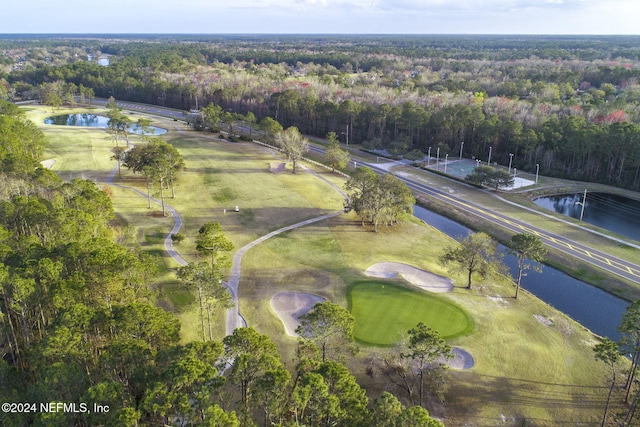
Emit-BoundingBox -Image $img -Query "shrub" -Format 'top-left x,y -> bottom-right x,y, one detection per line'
404,149 -> 425,161
170,233 -> 185,244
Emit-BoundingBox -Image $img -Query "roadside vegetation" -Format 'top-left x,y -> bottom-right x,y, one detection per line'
5,35 -> 640,190
0,103 -> 619,425
2,33 -> 640,425
397,163 -> 640,301
2,102 -> 634,424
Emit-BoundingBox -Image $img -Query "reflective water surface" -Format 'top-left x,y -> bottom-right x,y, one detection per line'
534,192 -> 640,242
413,205 -> 628,341
45,113 -> 109,127
45,114 -> 167,135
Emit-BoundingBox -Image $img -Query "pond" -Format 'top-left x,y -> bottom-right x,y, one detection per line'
413,205 -> 628,341
534,192 -> 640,242
44,114 -> 167,135
87,55 -> 110,66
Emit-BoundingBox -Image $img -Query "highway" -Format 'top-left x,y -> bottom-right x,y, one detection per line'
388,166 -> 640,284
306,145 -> 640,286
92,98 -> 640,287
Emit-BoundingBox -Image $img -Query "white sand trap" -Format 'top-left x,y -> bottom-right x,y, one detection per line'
446,347 -> 475,370
271,292 -> 325,337
365,262 -> 453,293
269,162 -> 286,173
40,159 -> 56,169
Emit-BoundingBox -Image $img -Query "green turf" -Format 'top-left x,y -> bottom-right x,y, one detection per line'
348,280 -> 474,346
28,105 -> 625,424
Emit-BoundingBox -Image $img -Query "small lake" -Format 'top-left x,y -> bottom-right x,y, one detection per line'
88,55 -> 110,66
413,205 -> 628,341
44,114 -> 167,135
534,192 -> 640,242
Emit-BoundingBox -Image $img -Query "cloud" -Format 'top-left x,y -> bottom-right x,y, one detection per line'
3,0 -> 637,34
373,0 -> 592,12
219,0 -> 372,7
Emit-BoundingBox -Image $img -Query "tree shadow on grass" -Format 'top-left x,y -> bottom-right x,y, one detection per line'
446,371 -> 609,425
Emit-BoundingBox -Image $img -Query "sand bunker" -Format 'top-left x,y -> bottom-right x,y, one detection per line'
40,159 -> 56,169
270,292 -> 325,337
446,347 -> 475,370
269,162 -> 286,173
365,262 -> 453,293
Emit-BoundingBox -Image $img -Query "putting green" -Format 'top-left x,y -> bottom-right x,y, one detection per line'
348,281 -> 473,346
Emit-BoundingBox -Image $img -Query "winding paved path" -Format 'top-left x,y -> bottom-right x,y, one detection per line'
103,120 -> 347,335
224,210 -> 344,335
104,140 -> 188,267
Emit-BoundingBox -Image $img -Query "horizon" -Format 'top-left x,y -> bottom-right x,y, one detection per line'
5,0 -> 639,35
1,33 -> 639,38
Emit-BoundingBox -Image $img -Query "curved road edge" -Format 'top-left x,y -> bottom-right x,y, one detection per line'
103,119 -> 348,336
224,210 -> 344,335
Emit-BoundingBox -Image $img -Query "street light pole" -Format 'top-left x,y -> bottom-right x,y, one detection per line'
445,154 -> 449,174
341,124 -> 348,148
536,163 -> 540,184
508,153 -> 514,173
427,146 -> 432,167
346,124 -> 349,147
436,147 -> 440,170
575,189 -> 587,221
488,146 -> 492,165
459,140 -> 464,161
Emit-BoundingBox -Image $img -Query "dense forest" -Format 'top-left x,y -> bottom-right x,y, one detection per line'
2,35 -> 640,189
1,35 -> 638,426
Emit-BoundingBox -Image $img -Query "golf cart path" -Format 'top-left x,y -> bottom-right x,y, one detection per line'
225,210 -> 344,334
100,124 -> 474,370
104,140 -> 188,267
105,122 -> 348,336
224,158 -> 348,334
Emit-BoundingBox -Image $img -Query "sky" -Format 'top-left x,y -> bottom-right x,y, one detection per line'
4,0 -> 639,35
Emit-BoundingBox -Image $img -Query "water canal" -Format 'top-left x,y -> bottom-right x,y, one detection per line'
412,205 -> 629,341
534,192 -> 640,242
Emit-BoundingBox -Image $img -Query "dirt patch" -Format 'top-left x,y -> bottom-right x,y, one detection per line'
534,314 -> 554,326
269,162 -> 286,173
365,262 -> 453,293
270,292 -> 325,336
487,295 -> 509,307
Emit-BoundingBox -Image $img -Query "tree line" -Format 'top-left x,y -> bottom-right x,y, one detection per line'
593,297 -> 640,426
4,35 -> 640,188
0,100 -> 448,426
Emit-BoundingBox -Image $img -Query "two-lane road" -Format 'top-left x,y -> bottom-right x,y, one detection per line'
364,162 -> 640,286
91,97 -> 197,122
87,100 -> 640,286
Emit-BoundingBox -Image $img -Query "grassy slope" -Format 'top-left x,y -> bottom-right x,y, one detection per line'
393,164 -> 640,301
241,213 -> 613,425
31,106 -> 620,426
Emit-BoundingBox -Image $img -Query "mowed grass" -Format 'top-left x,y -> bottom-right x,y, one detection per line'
348,281 -> 473,345
29,106 -> 622,425
394,164 -> 640,299
30,106 -> 346,341
240,213 -> 616,425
